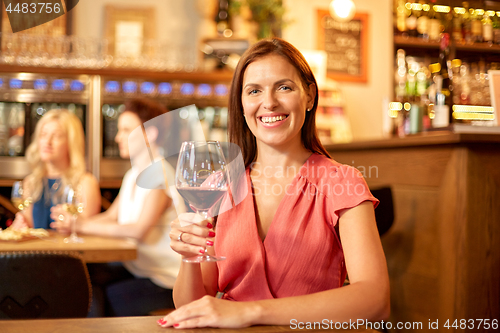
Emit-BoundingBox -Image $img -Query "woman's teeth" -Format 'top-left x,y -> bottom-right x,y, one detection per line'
260,115 -> 287,123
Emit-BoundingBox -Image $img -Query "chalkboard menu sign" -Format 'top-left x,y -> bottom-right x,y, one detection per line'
317,10 -> 368,83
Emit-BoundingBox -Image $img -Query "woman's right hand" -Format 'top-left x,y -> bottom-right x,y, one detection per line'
169,213 -> 215,259
49,204 -> 73,234
10,212 -> 29,230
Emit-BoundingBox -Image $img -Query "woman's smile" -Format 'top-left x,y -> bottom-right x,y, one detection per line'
258,113 -> 289,126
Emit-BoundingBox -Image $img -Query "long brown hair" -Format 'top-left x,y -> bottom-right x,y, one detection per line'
227,37 -> 331,167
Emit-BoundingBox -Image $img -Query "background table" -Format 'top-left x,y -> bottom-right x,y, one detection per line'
1,316 -> 378,333
0,232 -> 137,263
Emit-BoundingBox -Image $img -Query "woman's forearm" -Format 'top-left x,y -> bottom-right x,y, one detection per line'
251,280 -> 390,326
173,262 -> 211,307
77,219 -> 142,239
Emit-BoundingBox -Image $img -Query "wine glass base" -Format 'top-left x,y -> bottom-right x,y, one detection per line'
183,255 -> 226,263
63,234 -> 84,244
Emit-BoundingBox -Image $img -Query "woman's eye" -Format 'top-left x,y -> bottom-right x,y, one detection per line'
248,89 -> 259,95
279,85 -> 291,91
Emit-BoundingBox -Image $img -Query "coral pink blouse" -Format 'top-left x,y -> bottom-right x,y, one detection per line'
214,154 -> 378,301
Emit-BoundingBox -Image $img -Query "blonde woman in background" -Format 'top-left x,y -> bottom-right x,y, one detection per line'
51,99 -> 185,317
11,109 -> 101,229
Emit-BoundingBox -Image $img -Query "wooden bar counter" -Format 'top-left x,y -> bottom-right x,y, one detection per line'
1,317 -> 378,333
325,131 -> 500,332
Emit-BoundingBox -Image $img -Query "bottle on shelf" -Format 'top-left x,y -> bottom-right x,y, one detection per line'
442,7 -> 454,36
471,8 -> 483,43
482,12 -> 494,45
469,62 -> 480,105
406,1 -> 419,37
428,0 -> 442,42
431,33 -> 453,128
394,49 -> 408,137
452,7 -> 464,43
410,63 -> 428,134
475,61 -> 490,106
451,59 -> 462,105
459,62 -> 471,105
396,0 -> 408,36
462,2 -> 473,43
395,49 -> 408,102
421,92 -> 432,131
428,62 -> 439,125
417,0 -> 430,39
493,12 -> 500,44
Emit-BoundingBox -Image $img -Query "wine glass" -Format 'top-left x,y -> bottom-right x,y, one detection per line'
11,181 -> 32,212
176,141 -> 228,263
62,184 -> 84,244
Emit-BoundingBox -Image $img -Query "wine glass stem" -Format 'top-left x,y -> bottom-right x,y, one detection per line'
198,210 -> 210,255
71,214 -> 77,237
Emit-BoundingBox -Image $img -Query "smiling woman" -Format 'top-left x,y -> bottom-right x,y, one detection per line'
162,38 -> 390,329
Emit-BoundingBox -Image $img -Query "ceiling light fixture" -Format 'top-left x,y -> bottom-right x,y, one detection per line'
329,0 -> 356,22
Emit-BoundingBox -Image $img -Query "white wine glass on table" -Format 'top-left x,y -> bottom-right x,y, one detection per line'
176,141 -> 229,263
62,184 -> 84,244
11,181 -> 32,212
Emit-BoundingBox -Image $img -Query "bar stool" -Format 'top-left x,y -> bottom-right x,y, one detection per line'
371,186 -> 395,237
0,251 -> 92,319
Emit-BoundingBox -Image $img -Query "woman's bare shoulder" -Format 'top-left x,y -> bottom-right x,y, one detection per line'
23,174 -> 36,189
81,172 -> 100,188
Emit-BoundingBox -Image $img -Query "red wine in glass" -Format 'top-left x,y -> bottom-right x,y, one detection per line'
176,188 -> 227,211
175,141 -> 228,263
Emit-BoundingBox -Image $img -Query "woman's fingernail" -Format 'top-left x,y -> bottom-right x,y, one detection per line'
206,240 -> 214,246
208,231 -> 216,237
207,222 -> 213,229
174,323 -> 180,327
157,319 -> 166,325
199,248 -> 205,254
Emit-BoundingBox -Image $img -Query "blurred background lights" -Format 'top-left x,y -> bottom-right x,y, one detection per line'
329,0 -> 356,22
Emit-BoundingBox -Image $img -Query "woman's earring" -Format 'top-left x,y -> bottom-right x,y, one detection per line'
306,107 -> 311,112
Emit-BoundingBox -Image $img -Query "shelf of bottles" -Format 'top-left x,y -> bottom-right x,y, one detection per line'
0,33 -> 201,72
391,0 -> 499,136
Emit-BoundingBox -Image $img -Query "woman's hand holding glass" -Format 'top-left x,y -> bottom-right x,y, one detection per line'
10,181 -> 32,230
170,213 -> 216,259
49,204 -> 72,234
50,184 -> 85,243
175,141 -> 228,263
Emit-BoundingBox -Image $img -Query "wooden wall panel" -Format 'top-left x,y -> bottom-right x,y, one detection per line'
382,186 -> 440,326
328,136 -> 500,332
331,147 -> 453,188
462,149 -> 500,323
